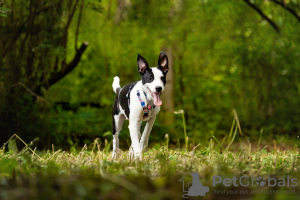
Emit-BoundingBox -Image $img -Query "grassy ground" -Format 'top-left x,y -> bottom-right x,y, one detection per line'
0,133 -> 299,200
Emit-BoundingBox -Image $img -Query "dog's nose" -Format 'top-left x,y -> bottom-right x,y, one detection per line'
155,86 -> 162,92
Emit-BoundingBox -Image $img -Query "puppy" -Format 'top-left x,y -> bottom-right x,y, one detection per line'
112,52 -> 169,158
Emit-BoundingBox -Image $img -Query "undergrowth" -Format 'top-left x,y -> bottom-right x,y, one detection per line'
0,132 -> 299,200
0,111 -> 299,199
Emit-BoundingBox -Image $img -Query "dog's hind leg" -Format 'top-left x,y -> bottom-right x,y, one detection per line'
140,117 -> 156,151
112,114 -> 125,159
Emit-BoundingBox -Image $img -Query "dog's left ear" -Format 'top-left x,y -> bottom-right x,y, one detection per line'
157,51 -> 169,74
137,54 -> 149,75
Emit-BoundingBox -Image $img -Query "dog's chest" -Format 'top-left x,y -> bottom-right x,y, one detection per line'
134,94 -> 160,121
127,85 -> 160,121
142,106 -> 159,121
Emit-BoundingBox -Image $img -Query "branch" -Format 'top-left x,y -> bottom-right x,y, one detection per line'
62,0 -> 79,49
45,41 -> 89,88
35,41 -> 88,94
2,1 -> 62,57
270,0 -> 300,23
60,0 -> 79,66
75,0 -> 84,51
244,0 -> 280,33
10,82 -> 52,106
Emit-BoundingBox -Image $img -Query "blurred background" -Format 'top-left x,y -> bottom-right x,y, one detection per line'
0,0 -> 299,149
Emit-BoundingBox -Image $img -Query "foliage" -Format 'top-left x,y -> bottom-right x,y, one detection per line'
0,0 -> 89,146
0,1 -> 10,17
52,0 -> 300,144
0,0 -> 300,147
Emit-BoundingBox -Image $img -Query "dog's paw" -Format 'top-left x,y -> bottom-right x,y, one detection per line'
128,148 -> 142,161
111,152 -> 117,160
140,141 -> 148,152
128,147 -> 134,159
141,146 -> 148,152
134,152 -> 142,161
111,148 -> 121,160
134,151 -> 142,157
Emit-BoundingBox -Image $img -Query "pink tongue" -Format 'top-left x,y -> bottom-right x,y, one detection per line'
152,92 -> 162,106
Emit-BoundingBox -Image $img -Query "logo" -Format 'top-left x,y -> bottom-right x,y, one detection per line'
212,175 -> 297,187
179,173 -> 297,198
256,176 -> 266,186
179,172 -> 209,198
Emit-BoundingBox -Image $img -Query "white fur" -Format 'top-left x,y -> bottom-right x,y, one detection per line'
112,76 -> 120,94
112,113 -> 125,158
112,68 -> 165,160
124,80 -> 161,159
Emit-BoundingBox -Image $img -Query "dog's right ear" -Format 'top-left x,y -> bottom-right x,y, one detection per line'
137,54 -> 149,75
157,51 -> 169,74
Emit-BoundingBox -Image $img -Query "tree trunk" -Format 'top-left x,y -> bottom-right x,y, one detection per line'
161,48 -> 174,128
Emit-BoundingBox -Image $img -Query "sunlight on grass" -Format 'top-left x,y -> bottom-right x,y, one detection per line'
0,131 -> 299,199
0,111 -> 299,199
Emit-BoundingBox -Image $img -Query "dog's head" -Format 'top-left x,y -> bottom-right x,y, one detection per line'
137,52 -> 169,106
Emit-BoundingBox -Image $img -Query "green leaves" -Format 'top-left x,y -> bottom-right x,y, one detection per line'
8,139 -> 18,154
0,158 -> 18,176
0,7 -> 10,17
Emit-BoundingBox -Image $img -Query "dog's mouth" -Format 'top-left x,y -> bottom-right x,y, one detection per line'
148,88 -> 162,106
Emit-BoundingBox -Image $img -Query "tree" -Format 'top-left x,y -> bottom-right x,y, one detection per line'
0,0 -> 90,145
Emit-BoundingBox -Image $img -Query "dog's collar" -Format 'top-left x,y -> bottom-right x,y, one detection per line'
126,87 -> 155,119
137,90 -> 155,119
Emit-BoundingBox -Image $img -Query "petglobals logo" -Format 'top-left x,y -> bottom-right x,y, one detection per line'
179,173 -> 298,198
212,175 -> 298,187
179,172 -> 209,198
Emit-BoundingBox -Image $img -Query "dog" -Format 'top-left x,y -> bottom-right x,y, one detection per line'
111,51 -> 169,158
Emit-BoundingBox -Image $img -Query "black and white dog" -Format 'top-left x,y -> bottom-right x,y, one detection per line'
112,52 -> 169,158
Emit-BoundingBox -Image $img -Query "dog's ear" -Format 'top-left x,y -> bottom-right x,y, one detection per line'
137,54 -> 149,75
157,51 -> 168,74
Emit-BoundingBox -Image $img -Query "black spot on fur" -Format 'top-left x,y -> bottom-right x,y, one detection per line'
117,81 -> 138,119
112,94 -> 120,135
161,74 -> 166,85
141,68 -> 154,85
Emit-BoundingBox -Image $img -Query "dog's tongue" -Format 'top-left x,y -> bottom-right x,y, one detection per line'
152,92 -> 162,106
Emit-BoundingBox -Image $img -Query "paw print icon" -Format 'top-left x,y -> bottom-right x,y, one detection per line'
256,176 -> 266,186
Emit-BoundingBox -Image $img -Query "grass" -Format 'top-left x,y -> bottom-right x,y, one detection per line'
0,133 -> 299,200
0,112 -> 299,199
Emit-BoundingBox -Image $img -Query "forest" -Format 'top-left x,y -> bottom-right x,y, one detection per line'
1,0 -> 300,147
0,0 -> 300,199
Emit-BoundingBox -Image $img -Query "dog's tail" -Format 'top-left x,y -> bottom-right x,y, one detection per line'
112,76 -> 121,95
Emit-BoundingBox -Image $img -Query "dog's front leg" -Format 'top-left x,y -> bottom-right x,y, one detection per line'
140,117 -> 156,151
128,118 -> 143,158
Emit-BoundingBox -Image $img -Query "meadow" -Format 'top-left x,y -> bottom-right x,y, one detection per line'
1,118 -> 299,200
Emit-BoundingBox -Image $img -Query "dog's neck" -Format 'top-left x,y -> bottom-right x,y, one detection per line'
142,84 -> 153,103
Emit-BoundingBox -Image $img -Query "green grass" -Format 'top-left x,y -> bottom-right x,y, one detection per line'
0,133 -> 299,200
